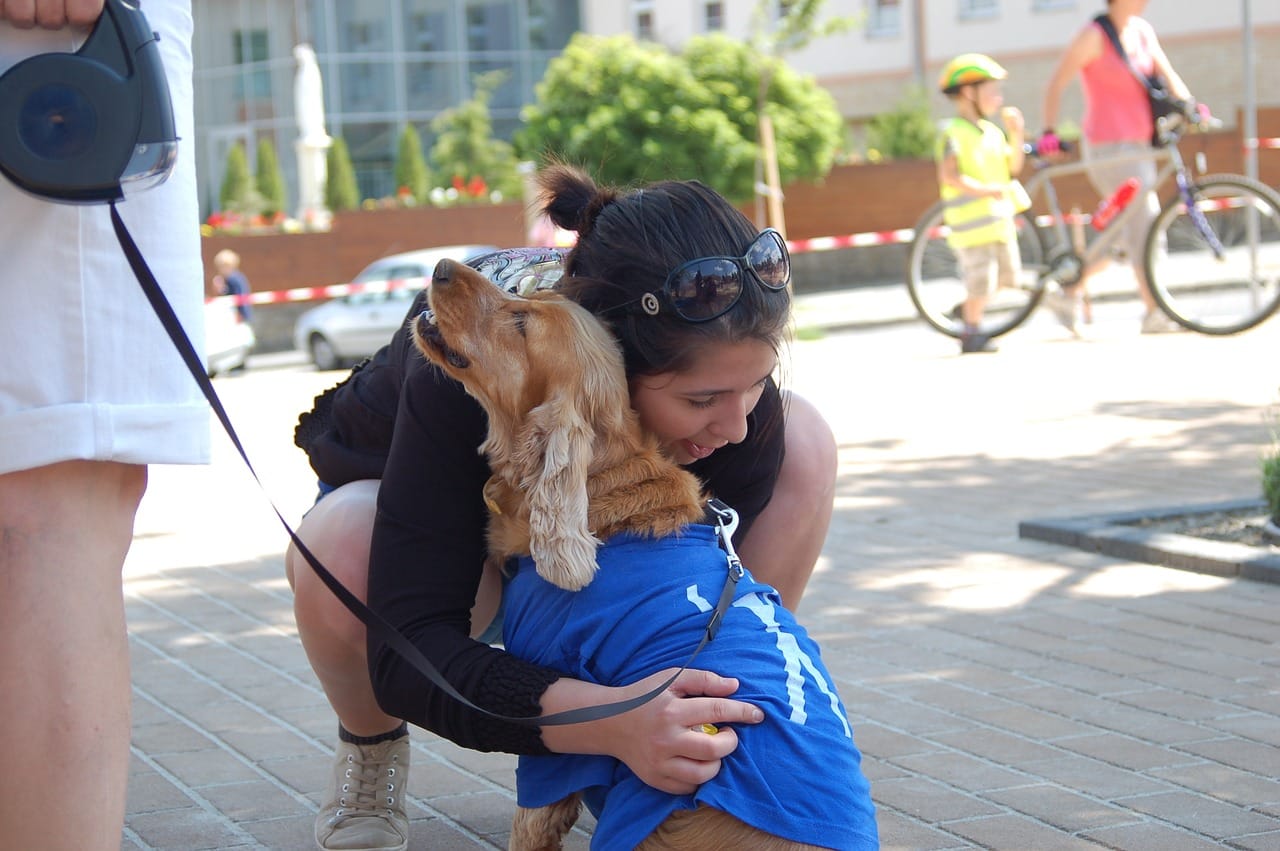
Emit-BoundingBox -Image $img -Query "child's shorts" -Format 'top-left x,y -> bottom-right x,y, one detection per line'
956,239 -> 1022,298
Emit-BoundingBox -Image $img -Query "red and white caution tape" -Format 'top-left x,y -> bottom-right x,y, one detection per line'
784,228 -> 915,253
208,276 -> 429,307
1244,137 -> 1280,150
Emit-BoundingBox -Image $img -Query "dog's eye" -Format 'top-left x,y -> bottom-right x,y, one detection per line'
511,311 -> 528,337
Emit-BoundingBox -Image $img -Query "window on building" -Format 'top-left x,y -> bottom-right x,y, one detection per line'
403,0 -> 456,52
633,0 -> 654,40
635,11 -> 654,39
866,0 -> 900,36
527,0 -> 580,50
705,2 -> 724,31
958,0 -> 998,19
231,29 -> 271,104
466,1 -> 517,51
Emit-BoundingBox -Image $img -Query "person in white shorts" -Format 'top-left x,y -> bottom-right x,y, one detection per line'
0,2 -> 208,847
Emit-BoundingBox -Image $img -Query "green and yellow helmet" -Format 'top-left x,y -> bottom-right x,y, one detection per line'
938,53 -> 1008,94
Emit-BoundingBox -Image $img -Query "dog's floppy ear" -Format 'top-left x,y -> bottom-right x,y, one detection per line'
513,383 -> 599,591
509,298 -> 633,591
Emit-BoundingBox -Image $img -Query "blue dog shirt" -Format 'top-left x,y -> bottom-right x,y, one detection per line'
503,525 -> 879,850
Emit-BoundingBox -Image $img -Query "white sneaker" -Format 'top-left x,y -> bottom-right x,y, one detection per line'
1042,284 -> 1080,335
315,737 -> 410,851
1140,311 -> 1182,334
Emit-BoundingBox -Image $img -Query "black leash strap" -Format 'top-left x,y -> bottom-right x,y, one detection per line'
110,202 -> 740,727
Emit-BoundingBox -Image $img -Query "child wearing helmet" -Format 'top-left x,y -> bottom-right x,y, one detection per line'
935,53 -> 1036,353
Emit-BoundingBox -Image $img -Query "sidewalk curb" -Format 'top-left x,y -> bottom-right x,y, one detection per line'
1020,498 -> 1280,584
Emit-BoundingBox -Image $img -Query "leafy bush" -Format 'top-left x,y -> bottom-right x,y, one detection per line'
430,70 -> 522,200
1263,452 -> 1280,521
394,125 -> 431,203
325,137 -> 360,212
865,84 -> 938,161
219,142 -> 253,211
255,138 -> 287,217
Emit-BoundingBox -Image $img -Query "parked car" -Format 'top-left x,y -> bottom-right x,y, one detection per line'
204,298 -> 255,376
293,244 -> 499,370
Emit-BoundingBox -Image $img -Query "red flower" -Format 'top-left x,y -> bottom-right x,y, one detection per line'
451,175 -> 466,192
467,175 -> 487,197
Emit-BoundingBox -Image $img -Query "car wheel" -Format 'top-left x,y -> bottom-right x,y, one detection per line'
309,334 -> 342,371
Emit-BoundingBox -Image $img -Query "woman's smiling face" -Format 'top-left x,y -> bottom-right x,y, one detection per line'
629,338 -> 778,465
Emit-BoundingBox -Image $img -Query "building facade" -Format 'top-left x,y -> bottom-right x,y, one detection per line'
191,0 -> 579,217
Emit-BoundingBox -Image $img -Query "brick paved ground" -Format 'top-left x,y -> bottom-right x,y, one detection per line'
121,288 -> 1280,850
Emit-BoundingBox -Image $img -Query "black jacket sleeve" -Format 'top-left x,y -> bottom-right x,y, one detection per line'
364,351 -> 563,754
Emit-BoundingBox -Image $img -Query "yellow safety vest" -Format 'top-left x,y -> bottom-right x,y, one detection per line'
937,117 -> 1030,249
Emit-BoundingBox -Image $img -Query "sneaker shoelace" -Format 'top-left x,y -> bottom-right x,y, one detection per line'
331,748 -> 401,824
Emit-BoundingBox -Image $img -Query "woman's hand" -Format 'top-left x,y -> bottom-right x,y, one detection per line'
0,0 -> 104,28
540,668 -> 764,795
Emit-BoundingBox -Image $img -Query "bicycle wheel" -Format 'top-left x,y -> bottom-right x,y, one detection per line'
905,201 -> 1048,339
1144,174 -> 1280,335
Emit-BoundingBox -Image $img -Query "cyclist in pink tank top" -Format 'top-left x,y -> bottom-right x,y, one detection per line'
1038,0 -> 1202,334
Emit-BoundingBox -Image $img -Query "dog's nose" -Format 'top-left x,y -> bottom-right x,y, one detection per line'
432,258 -> 455,285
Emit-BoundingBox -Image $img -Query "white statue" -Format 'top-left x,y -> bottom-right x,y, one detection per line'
293,44 -> 329,147
293,43 -> 332,227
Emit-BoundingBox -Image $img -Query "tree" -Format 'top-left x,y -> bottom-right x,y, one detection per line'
218,142 -> 253,211
429,70 -> 522,200
865,84 -> 938,160
394,124 -> 431,203
517,34 -> 775,203
682,34 -> 844,201
745,0 -> 859,231
254,137 -> 287,218
325,136 -> 360,211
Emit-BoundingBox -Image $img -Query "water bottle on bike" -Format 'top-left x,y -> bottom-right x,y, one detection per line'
1091,177 -> 1142,231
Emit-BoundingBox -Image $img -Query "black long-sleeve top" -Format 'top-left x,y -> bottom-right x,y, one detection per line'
297,286 -> 786,755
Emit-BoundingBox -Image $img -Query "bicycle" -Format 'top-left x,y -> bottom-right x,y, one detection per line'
905,108 -> 1280,337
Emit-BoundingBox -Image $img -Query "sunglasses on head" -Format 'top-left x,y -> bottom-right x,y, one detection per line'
625,228 -> 791,323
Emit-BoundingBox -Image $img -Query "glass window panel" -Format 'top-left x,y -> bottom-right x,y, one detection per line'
466,1 -> 517,51
635,11 -> 654,40
527,0 -> 579,50
338,61 -> 395,114
341,121 -> 396,201
705,2 -> 724,31
527,0 -> 578,50
404,0 -> 456,52
867,0 -> 900,34
406,60 -> 461,111
336,0 -> 393,52
958,0 -> 998,19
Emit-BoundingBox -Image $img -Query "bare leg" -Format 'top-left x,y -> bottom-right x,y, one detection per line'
0,460 -> 147,850
286,480 -> 502,735
286,481 -> 400,736
961,295 -> 987,328
737,392 -> 836,611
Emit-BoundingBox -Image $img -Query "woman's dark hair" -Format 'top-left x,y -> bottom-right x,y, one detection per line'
539,164 -> 791,378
